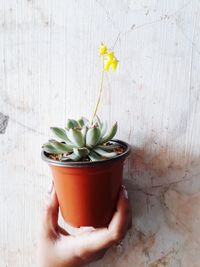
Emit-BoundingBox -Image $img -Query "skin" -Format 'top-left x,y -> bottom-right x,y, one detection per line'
38,186 -> 132,267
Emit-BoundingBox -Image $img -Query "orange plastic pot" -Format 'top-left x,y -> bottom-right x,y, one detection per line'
42,140 -> 130,228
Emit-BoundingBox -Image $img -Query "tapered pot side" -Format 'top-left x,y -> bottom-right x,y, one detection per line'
42,140 -> 130,228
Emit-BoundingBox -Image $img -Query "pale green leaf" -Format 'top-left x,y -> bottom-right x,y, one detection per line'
100,122 -> 118,144
86,127 -> 101,147
81,126 -> 88,146
66,128 -> 85,147
42,143 -> 61,154
97,144 -> 120,151
94,147 -> 117,158
100,121 -> 108,137
67,153 -> 81,161
73,147 -> 89,157
49,140 -> 74,153
78,117 -> 90,127
93,115 -> 102,127
88,151 -> 101,161
66,119 -> 79,130
50,127 -> 70,143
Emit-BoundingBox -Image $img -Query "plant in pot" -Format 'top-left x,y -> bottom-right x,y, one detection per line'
41,43 -> 130,228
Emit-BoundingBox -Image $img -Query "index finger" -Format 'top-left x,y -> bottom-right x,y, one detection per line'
108,187 -> 131,241
41,187 -> 59,239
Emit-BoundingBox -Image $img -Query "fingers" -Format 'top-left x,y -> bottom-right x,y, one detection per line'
57,225 -> 69,236
78,226 -> 96,234
108,187 -> 131,241
42,186 -> 60,239
74,186 -> 132,257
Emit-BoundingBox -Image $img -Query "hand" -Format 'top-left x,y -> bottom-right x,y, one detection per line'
37,185 -> 132,267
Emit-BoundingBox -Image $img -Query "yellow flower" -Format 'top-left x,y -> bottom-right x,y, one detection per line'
107,52 -> 114,61
104,58 -> 112,71
111,57 -> 119,71
99,43 -> 119,71
99,43 -> 107,56
104,53 -> 119,71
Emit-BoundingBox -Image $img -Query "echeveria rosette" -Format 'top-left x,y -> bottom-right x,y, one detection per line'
43,43 -> 120,162
42,116 -> 120,162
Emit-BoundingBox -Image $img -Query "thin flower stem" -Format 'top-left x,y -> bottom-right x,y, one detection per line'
91,58 -> 105,123
110,32 -> 121,50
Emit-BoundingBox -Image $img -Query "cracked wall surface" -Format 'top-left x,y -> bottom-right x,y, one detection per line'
0,0 -> 200,266
0,112 -> 9,134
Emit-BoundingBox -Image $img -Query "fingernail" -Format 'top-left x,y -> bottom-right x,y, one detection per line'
123,188 -> 128,199
48,181 -> 53,195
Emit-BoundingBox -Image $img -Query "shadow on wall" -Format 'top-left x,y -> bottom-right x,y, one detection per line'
97,142 -> 200,266
125,138 -> 200,197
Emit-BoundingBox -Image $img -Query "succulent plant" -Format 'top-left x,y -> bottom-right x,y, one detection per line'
42,116 -> 122,162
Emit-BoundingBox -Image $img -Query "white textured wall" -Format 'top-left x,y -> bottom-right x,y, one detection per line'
1,0 -> 200,266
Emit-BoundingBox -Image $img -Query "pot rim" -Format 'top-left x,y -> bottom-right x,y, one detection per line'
41,139 -> 131,168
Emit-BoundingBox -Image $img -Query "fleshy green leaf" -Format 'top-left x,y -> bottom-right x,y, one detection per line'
94,147 -> 117,158
50,127 -> 70,143
67,153 -> 81,161
49,140 -> 74,153
60,153 -> 81,161
66,128 -> 85,147
88,151 -> 102,161
66,119 -> 79,130
100,121 -> 107,137
81,126 -> 88,146
73,147 -> 89,157
78,117 -> 90,127
93,117 -> 107,138
97,144 -> 120,151
42,143 -> 61,154
93,115 -> 102,127
60,157 -> 71,162
100,122 -> 118,144
86,127 -> 101,147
